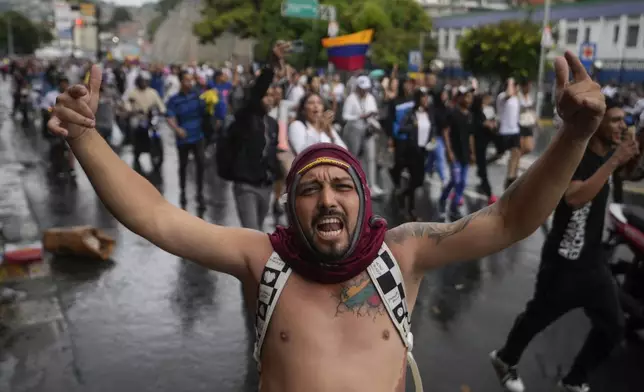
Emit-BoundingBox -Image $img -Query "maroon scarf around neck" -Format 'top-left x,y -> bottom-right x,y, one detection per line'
269,143 -> 387,284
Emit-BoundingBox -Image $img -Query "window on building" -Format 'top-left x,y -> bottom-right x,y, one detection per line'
454,33 -> 461,48
566,28 -> 578,45
626,25 -> 639,47
584,27 -> 591,43
613,25 -> 620,44
444,32 -> 450,50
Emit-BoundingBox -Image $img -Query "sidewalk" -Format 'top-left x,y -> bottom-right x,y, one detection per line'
0,85 -> 74,392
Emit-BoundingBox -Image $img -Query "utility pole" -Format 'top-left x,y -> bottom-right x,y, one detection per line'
96,5 -> 102,61
535,0 -> 552,120
7,17 -> 14,56
419,32 -> 425,72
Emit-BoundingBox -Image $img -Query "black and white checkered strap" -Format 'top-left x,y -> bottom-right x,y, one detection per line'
366,243 -> 412,350
367,244 -> 423,392
253,252 -> 292,369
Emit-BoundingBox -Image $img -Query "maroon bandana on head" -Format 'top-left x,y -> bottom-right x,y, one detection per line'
269,143 -> 387,284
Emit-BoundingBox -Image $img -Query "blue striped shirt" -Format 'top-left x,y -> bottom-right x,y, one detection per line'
166,91 -> 206,145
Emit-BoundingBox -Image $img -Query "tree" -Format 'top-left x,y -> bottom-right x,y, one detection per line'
0,12 -> 53,55
458,19 -> 543,80
105,7 -> 132,30
194,0 -> 435,69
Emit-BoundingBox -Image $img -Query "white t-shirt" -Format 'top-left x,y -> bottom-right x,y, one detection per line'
333,83 -> 345,102
518,91 -> 534,109
416,111 -> 431,147
164,74 -> 180,102
40,90 -> 59,110
342,92 -> 378,122
287,84 -> 305,106
497,92 -> 520,135
288,120 -> 347,154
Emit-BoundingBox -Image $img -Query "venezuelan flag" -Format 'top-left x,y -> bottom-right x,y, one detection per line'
322,29 -> 374,71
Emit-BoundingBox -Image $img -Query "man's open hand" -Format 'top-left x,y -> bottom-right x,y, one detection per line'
48,65 -> 102,139
555,51 -> 605,140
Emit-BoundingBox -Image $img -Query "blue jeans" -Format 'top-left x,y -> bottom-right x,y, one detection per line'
440,161 -> 469,209
425,137 -> 446,182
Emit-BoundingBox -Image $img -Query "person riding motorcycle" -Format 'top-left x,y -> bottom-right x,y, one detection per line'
12,61 -> 31,126
39,76 -> 76,179
122,72 -> 166,168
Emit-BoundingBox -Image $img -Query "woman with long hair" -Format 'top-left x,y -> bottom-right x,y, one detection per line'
288,92 -> 346,155
396,87 -> 435,220
518,79 -> 537,155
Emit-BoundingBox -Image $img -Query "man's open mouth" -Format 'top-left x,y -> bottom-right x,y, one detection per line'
315,217 -> 344,239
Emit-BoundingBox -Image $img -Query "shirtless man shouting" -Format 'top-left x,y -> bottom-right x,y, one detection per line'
49,45 -> 605,392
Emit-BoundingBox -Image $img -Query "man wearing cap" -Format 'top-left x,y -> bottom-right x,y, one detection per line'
48,49 -> 604,392
342,75 -> 383,196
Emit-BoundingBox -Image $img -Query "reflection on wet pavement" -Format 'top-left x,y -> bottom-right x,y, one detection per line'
2,118 -> 643,392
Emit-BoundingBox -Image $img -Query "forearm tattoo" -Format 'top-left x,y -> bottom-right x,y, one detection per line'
387,205 -> 500,245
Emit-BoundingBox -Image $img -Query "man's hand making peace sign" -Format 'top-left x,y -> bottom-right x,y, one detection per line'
554,50 -> 605,138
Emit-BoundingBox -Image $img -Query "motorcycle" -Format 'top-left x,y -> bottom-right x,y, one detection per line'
18,85 -> 32,125
605,203 -> 644,338
130,106 -> 164,172
48,136 -> 74,182
148,106 -> 164,171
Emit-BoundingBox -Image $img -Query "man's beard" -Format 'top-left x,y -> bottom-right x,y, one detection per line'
304,230 -> 350,262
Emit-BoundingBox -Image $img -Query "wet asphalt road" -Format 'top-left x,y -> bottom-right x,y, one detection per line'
3,98 -> 644,391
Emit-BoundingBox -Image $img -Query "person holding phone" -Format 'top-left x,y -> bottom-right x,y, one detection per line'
288,92 -> 346,154
342,76 -> 383,196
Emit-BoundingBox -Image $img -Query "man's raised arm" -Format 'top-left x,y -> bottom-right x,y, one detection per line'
387,51 -> 607,273
48,66 -> 264,280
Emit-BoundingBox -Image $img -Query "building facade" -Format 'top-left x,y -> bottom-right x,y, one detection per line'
432,0 -> 644,83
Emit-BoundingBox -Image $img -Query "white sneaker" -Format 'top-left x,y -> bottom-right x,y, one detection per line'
489,350 -> 525,392
558,381 -> 590,392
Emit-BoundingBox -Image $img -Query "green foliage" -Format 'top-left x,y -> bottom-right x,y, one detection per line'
0,12 -> 53,55
458,19 -> 543,80
194,0 -> 434,68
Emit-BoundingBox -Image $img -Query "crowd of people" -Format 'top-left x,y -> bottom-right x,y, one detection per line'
7,53 -> 644,227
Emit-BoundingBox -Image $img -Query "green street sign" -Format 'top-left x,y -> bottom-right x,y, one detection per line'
281,0 -> 319,19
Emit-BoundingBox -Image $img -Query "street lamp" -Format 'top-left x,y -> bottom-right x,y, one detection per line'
112,36 -> 119,44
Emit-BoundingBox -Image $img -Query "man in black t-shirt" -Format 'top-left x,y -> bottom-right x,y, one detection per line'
440,86 -> 474,220
490,97 -> 640,392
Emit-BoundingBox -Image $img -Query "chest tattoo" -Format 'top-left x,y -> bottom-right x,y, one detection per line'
331,273 -> 385,320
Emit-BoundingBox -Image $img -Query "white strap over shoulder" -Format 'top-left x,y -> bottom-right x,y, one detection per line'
367,243 -> 422,392
253,252 -> 292,369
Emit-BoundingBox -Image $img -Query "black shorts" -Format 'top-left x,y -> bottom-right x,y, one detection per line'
499,134 -> 520,152
520,126 -> 534,137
